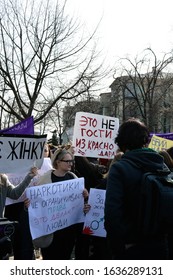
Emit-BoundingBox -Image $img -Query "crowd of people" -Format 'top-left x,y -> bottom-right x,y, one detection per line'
1,117 -> 173,260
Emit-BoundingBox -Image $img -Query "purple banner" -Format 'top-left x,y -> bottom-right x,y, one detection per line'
0,116 -> 34,135
150,132 -> 173,141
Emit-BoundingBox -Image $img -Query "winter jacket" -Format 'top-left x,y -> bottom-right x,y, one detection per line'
104,148 -> 170,257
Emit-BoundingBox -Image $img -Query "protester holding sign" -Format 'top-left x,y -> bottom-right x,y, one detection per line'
72,156 -> 103,259
80,151 -> 123,260
5,143 -> 52,260
3,137 -> 47,260
34,148 -> 88,260
0,167 -> 38,218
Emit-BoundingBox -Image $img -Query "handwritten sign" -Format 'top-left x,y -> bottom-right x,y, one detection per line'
83,188 -> 106,237
148,135 -> 173,151
6,157 -> 53,205
26,178 -> 85,239
73,112 -> 119,159
0,134 -> 46,173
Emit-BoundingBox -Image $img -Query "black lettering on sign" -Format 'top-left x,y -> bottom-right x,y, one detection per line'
7,140 -> 45,160
101,118 -> 115,130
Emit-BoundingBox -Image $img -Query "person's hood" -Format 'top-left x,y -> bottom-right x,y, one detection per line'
121,148 -> 170,173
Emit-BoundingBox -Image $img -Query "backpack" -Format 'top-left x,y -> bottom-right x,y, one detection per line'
138,170 -> 173,236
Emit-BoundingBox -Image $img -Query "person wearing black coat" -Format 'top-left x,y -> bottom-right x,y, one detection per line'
104,118 -> 169,260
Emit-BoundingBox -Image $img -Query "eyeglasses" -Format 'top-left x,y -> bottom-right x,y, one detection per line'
60,160 -> 74,164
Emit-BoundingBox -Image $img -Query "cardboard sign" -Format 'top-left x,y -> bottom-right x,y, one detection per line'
83,188 -> 106,237
148,135 -> 173,151
6,157 -> 52,205
26,178 -> 85,239
0,134 -> 47,173
73,112 -> 119,159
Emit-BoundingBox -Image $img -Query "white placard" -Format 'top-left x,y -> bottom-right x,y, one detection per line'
73,112 -> 119,159
83,188 -> 106,237
5,157 -> 52,205
26,177 -> 85,239
0,134 -> 47,173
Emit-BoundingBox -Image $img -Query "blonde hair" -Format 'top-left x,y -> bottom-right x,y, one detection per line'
51,148 -> 73,169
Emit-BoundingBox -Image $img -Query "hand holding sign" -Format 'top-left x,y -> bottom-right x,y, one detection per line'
28,166 -> 38,178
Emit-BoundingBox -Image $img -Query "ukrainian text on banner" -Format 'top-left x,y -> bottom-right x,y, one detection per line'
0,116 -> 34,135
83,188 -> 106,237
26,178 -> 85,240
5,157 -> 52,205
0,134 -> 47,173
148,135 -> 173,151
73,112 -> 119,159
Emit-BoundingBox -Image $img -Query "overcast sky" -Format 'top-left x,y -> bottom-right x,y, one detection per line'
66,0 -> 173,88
67,0 -> 173,56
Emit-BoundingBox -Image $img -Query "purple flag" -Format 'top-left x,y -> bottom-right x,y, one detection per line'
0,116 -> 34,135
150,132 -> 173,141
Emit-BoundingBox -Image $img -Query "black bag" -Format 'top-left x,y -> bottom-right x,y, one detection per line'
138,171 -> 173,236
0,218 -> 18,259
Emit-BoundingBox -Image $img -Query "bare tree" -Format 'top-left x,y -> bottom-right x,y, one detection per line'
111,48 -> 173,132
0,0 -> 107,128
40,91 -> 102,144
